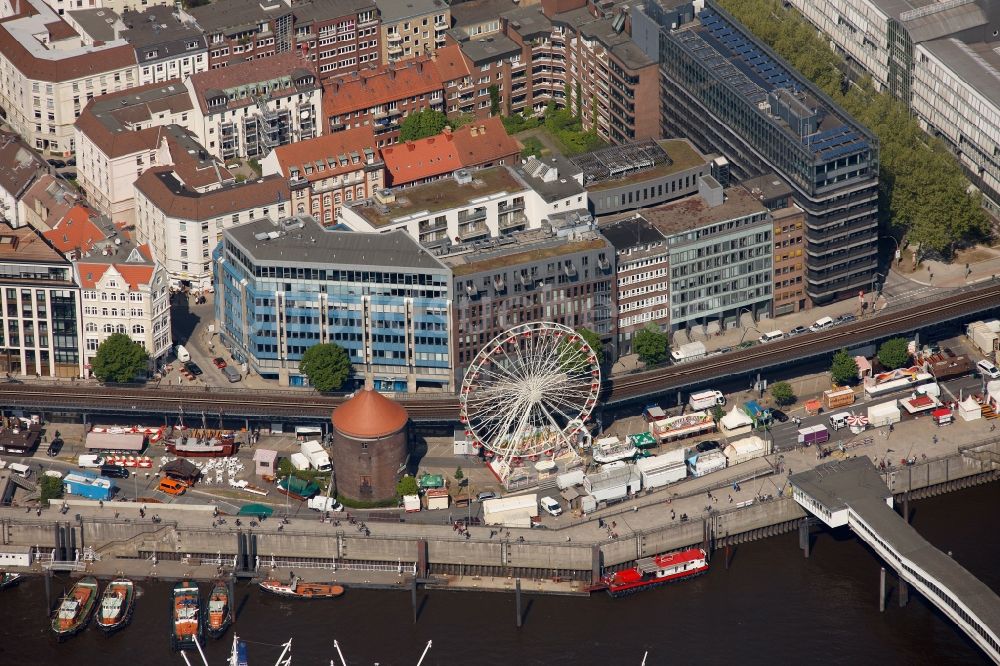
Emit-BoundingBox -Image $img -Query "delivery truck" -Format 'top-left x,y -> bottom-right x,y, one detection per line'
671,341 -> 706,363
300,440 -> 332,472
689,390 -> 726,411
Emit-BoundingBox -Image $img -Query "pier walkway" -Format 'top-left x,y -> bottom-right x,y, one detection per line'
790,458 -> 1000,662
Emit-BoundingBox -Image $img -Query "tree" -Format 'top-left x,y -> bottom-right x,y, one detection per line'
710,404 -> 725,423
399,109 -> 448,141
454,466 -> 464,482
92,333 -> 148,383
633,325 -> 670,366
396,474 -> 418,498
770,381 -> 796,406
300,343 -> 351,392
488,85 -> 501,116
557,327 -> 604,372
877,337 -> 911,370
40,475 -> 63,503
830,349 -> 860,386
575,81 -> 583,119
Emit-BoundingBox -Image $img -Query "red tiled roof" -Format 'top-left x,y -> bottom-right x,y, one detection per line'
43,205 -> 106,254
76,262 -> 154,290
270,126 -> 376,182
381,117 -> 519,186
432,43 -> 470,84
382,134 -> 461,187
0,22 -> 136,83
135,167 -> 290,221
324,58 -> 442,117
331,388 -> 409,439
188,52 -> 317,114
451,116 -> 520,167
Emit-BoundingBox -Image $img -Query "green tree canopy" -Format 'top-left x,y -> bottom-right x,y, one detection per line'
488,85 -> 501,116
300,343 -> 351,392
40,475 -> 63,503
719,0 -> 990,258
769,381 -> 796,406
92,333 -> 148,383
454,466 -> 464,481
633,325 -> 670,366
396,474 -> 418,498
877,337 -> 911,370
830,349 -> 860,386
399,109 -> 448,142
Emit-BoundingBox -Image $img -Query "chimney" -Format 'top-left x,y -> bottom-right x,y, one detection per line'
407,142 -> 416,152
332,81 -> 340,94
389,69 -> 396,80
417,60 -> 423,73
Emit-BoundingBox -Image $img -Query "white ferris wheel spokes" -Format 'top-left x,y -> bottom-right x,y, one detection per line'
459,322 -> 601,484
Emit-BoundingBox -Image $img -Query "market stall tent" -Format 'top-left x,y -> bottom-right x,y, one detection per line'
867,401 -> 901,427
719,407 -> 753,437
959,397 -> 982,422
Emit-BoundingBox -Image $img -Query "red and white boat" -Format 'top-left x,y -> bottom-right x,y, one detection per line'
598,547 -> 708,597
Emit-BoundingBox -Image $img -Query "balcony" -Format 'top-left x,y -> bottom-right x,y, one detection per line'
459,225 -> 490,241
457,208 -> 487,224
493,275 -> 506,292
805,232 -> 878,257
499,213 -> 526,229
562,262 -> 578,278
498,200 -> 524,213
387,33 -> 402,44
806,256 -> 878,286
806,245 -> 877,270
598,255 -> 611,271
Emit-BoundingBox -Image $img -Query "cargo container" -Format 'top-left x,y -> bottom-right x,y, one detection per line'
868,401 -> 901,427
583,462 -> 640,503
796,425 -> 829,445
482,494 -> 538,526
686,450 -> 726,477
671,341 -> 706,363
63,471 -> 115,501
635,453 -> 687,489
822,387 -> 855,410
289,453 -> 311,471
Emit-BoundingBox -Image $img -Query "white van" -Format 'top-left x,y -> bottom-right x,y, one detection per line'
294,425 -> 323,441
540,496 -> 563,517
78,454 -> 105,468
810,316 -> 835,332
758,330 -> 784,344
175,345 -> 191,363
8,462 -> 31,479
829,412 -> 851,430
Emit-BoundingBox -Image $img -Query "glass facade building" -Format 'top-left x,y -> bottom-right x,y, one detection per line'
215,215 -> 453,392
633,0 -> 881,304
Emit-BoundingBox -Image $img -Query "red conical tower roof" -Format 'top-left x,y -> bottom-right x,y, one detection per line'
331,388 -> 409,439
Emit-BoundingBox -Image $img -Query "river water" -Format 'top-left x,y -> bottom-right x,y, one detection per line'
1,484 -> 997,666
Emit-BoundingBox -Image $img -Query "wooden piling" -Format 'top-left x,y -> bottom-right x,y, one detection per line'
411,577 -> 418,624
515,578 -> 522,628
879,567 -> 886,612
899,579 -> 909,608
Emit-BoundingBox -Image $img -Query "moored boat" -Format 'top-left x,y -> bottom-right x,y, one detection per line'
51,576 -> 99,638
171,580 -> 202,651
206,581 -> 232,639
598,547 -> 708,597
96,578 -> 135,633
259,576 -> 344,599
0,572 -> 23,590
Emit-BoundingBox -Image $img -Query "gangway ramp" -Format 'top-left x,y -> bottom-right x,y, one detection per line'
790,458 -> 1000,663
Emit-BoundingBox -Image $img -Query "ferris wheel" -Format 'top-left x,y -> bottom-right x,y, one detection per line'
459,322 -> 602,482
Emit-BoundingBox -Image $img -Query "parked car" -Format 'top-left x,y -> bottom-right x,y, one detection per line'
184,361 -> 203,376
65,157 -> 76,167
100,464 -> 130,479
977,359 -> 1000,379
47,438 -> 62,457
476,491 -> 499,502
61,171 -> 77,181
212,357 -> 227,369
788,325 -> 808,337
835,314 -> 857,325
770,409 -> 789,423
695,440 -> 721,453
716,346 -> 733,354
47,158 -> 66,169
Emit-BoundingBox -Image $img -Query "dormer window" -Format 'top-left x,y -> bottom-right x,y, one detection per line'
146,50 -> 158,59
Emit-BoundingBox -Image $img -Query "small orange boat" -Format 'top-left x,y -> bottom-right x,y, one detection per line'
206,581 -> 232,639
51,577 -> 98,638
259,577 -> 344,599
171,581 -> 201,651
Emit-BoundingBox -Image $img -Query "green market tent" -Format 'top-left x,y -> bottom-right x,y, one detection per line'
628,432 -> 657,449
418,474 -> 444,489
237,503 -> 274,517
278,476 -> 319,498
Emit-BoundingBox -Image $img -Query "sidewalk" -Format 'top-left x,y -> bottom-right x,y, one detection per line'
894,244 -> 1000,288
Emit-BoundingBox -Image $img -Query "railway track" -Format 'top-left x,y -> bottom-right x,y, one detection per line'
0,282 -> 998,420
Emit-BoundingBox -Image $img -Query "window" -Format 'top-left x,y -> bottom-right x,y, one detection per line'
132,324 -> 145,335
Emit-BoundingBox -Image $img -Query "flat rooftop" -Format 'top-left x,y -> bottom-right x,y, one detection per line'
227,215 -> 447,271
512,154 -> 585,202
352,167 -> 524,227
580,139 -> 710,191
457,32 -> 521,65
442,230 -> 607,276
502,5 -> 552,40
377,0 -> 448,22
641,185 -> 768,236
599,216 -> 666,251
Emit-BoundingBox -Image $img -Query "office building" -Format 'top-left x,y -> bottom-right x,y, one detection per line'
0,222 -> 83,378
633,0 -> 880,304
788,0 -> 1000,212
214,214 -> 453,391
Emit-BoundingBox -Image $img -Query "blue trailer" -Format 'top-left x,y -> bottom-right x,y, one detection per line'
63,471 -> 116,501
743,400 -> 772,427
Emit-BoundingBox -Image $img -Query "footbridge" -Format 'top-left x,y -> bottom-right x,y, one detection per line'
789,458 -> 1000,663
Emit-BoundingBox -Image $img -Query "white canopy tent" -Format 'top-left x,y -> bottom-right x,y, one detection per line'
959,396 -> 982,422
720,406 -> 753,437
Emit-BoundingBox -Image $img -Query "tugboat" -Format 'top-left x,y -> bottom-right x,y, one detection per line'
51,576 -> 99,638
597,547 -> 708,597
259,576 -> 344,599
0,572 -> 23,590
206,580 -> 233,639
170,580 -> 202,650
96,578 -> 135,633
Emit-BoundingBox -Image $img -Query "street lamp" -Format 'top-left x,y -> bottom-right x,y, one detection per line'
868,272 -> 885,316
886,236 -> 901,266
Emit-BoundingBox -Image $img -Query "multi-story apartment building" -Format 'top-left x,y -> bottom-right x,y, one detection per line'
378,0 -> 449,64
36,0 -> 172,18
0,0 -> 139,155
340,158 -> 588,249
74,81 -> 203,223
185,53 -> 320,161
381,116 -> 520,187
215,214 -> 453,391
260,126 -> 383,225
0,222 -> 83,378
599,215 -> 668,353
787,0 -> 1000,213
133,167 -> 290,286
186,0 -> 294,70
75,240 -> 171,373
324,57 -> 444,145
743,173 -> 810,316
640,177 -> 773,333
572,138 -> 717,216
633,0 -> 880,304
0,131 -> 48,228
120,8 -> 208,85
291,0 -> 380,80
440,219 -> 615,377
